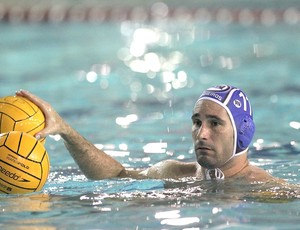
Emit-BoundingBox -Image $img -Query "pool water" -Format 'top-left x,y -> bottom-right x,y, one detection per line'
1,10 -> 300,230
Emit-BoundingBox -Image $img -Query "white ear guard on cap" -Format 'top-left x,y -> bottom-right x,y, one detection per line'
235,114 -> 255,153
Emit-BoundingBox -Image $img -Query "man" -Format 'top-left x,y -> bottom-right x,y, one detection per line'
16,85 -> 284,183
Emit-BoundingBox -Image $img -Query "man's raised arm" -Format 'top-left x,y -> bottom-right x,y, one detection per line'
16,90 -> 125,180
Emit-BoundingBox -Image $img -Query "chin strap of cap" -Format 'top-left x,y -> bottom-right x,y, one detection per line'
205,168 -> 225,180
204,148 -> 248,181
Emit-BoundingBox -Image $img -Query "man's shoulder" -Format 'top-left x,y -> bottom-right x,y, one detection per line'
241,164 -> 275,182
143,160 -> 199,179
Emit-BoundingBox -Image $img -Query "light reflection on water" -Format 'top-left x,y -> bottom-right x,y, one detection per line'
1,164 -> 299,229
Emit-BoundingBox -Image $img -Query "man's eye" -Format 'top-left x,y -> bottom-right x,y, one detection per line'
193,119 -> 202,127
211,120 -> 220,127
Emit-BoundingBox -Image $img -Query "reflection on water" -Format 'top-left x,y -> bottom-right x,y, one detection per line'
0,162 -> 299,230
0,194 -> 56,230
0,194 -> 52,213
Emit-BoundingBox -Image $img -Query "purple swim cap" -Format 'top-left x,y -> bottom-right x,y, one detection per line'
196,85 -> 255,156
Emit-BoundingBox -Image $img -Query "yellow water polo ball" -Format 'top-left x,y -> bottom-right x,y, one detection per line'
0,131 -> 50,194
0,95 -> 46,143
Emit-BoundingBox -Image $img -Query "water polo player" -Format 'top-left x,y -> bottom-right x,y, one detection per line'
16,85 -> 286,183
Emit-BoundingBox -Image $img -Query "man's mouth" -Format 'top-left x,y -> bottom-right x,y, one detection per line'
194,139 -> 214,154
195,145 -> 213,154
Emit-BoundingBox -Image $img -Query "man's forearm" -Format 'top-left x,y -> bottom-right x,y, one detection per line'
61,124 -> 125,180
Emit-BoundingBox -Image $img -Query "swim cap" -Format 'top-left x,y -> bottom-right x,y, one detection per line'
196,85 -> 255,156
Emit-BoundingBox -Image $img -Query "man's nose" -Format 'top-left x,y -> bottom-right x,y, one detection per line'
197,124 -> 209,140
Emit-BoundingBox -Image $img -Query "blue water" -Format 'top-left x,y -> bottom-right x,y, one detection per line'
0,15 -> 300,229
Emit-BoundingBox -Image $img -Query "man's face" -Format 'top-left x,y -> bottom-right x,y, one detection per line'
192,100 -> 235,169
